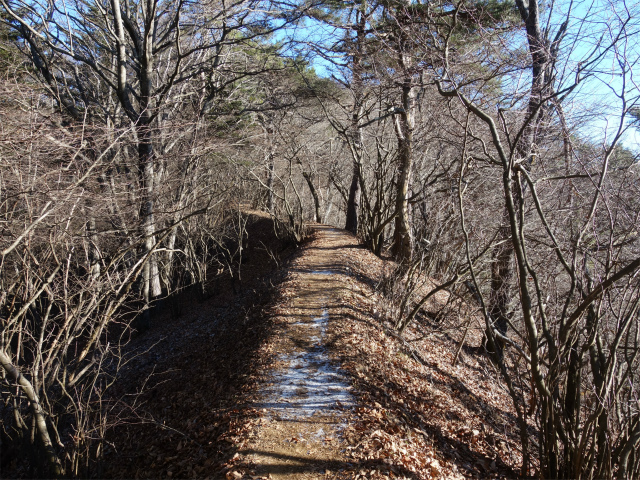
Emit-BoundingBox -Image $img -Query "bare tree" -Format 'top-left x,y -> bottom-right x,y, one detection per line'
0,78 -> 144,475
0,1 -> 313,475
429,0 -> 640,476
1,0 -> 305,314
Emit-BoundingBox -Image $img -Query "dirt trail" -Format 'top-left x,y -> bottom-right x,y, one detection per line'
102,214 -> 521,480
239,225 -> 357,479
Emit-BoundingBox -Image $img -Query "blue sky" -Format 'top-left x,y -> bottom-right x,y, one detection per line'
558,0 -> 640,150
277,0 -> 640,151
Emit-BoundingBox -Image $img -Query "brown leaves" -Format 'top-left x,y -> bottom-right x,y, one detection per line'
103,224 -> 521,480
329,238 -> 521,479
102,241 -> 287,478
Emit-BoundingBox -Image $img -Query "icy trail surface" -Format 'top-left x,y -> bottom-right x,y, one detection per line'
263,302 -> 354,419
241,227 -> 357,480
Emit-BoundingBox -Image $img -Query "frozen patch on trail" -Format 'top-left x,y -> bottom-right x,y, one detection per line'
260,308 -> 354,420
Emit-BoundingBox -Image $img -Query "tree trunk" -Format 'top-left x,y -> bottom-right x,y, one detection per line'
485,218 -> 512,359
486,0 -> 552,362
261,117 -> 276,215
0,349 -> 63,477
267,161 -> 275,215
345,8 -> 366,235
138,122 -> 162,305
136,8 -> 162,305
302,171 -> 322,223
392,66 -> 416,264
86,214 -> 101,281
345,161 -> 361,234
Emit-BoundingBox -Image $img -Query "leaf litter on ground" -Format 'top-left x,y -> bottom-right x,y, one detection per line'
103,215 -> 524,479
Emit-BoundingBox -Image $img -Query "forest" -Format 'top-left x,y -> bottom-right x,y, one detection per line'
1,0 -> 639,478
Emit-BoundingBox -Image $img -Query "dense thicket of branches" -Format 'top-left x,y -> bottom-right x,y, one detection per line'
1,0 -> 639,477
